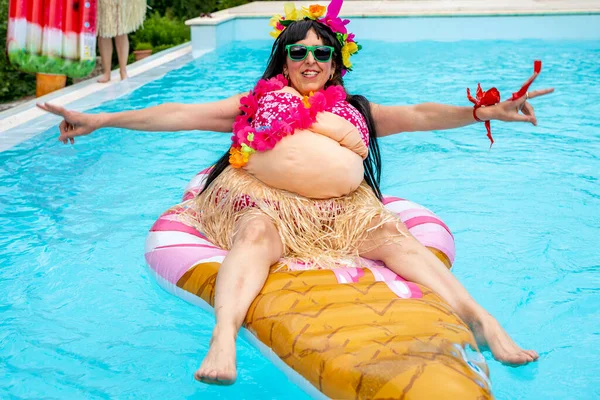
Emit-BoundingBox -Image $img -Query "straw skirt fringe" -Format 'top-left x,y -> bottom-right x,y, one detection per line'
176,167 -> 405,270
98,0 -> 147,38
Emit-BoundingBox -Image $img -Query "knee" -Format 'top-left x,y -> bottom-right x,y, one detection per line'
235,218 -> 278,248
374,221 -> 421,255
379,220 -> 410,238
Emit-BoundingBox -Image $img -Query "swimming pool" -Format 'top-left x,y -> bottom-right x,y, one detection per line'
1,38 -> 599,399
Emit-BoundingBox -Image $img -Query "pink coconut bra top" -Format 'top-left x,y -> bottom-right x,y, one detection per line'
252,91 -> 370,146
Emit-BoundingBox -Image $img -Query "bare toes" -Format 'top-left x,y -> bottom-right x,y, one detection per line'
195,370 -> 215,384
217,374 -> 236,386
194,370 -> 204,381
504,351 -> 533,366
524,350 -> 539,360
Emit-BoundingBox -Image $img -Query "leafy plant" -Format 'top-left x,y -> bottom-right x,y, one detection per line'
135,42 -> 153,51
130,13 -> 191,52
217,0 -> 254,12
147,0 -> 274,20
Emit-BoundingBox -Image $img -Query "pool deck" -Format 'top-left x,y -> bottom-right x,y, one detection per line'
1,0 -> 599,152
187,0 -> 600,25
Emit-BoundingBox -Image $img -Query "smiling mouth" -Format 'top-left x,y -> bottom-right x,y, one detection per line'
301,71 -> 319,77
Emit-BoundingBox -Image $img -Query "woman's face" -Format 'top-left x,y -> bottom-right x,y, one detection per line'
283,29 -> 335,96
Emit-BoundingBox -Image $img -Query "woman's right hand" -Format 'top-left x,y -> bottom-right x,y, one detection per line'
37,103 -> 102,144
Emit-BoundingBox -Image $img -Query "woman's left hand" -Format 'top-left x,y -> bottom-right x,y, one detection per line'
479,72 -> 554,126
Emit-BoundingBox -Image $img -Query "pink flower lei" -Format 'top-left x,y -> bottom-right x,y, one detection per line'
228,74 -> 347,168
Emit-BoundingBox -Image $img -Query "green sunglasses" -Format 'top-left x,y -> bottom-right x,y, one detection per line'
285,44 -> 335,62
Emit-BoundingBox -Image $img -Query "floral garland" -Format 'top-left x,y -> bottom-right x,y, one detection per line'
229,74 -> 347,168
268,0 -> 361,71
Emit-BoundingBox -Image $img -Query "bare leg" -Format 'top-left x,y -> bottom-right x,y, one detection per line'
114,34 -> 129,80
359,219 -> 539,366
97,37 -> 113,83
194,213 -> 284,385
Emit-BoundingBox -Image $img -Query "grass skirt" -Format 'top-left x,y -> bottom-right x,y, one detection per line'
98,0 -> 146,38
177,167 -> 404,270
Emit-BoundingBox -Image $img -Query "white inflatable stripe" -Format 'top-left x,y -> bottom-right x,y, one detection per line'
185,173 -> 208,192
369,267 -> 386,281
145,231 -> 214,253
387,280 -> 412,298
384,200 -> 430,214
195,255 -> 226,264
8,18 -> 27,50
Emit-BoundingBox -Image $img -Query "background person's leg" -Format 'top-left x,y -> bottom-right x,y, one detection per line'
114,34 -> 129,80
97,37 -> 113,83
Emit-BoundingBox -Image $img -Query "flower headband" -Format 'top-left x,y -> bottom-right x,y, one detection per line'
269,0 -> 361,72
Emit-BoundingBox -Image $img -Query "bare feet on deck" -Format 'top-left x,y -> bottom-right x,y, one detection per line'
97,74 -> 110,83
470,312 -> 539,366
120,70 -> 128,81
194,327 -> 237,385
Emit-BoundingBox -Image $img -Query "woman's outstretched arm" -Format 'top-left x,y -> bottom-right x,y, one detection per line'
37,93 -> 244,144
371,68 -> 553,137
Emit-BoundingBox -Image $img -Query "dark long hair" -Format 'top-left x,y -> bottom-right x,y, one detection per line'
203,19 -> 383,199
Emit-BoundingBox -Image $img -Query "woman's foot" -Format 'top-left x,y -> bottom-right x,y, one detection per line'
194,327 -> 237,385
120,70 -> 128,81
469,311 -> 539,366
97,73 -> 111,83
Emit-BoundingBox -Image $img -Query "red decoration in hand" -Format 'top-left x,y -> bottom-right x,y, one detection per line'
467,60 -> 542,148
511,60 -> 542,101
466,84 -> 501,146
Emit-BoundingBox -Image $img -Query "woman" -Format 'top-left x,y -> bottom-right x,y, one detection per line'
97,0 -> 147,82
38,1 -> 553,386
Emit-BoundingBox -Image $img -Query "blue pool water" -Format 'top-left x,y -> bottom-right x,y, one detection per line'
1,39 -> 599,399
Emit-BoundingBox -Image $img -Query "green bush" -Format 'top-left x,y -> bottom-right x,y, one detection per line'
130,13 -> 191,52
135,42 -> 153,51
148,0 -> 276,20
0,0 -> 36,103
148,0 -> 216,20
217,0 -> 255,12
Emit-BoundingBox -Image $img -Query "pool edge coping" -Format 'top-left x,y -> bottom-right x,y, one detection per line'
186,0 -> 600,26
187,11 -> 600,26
